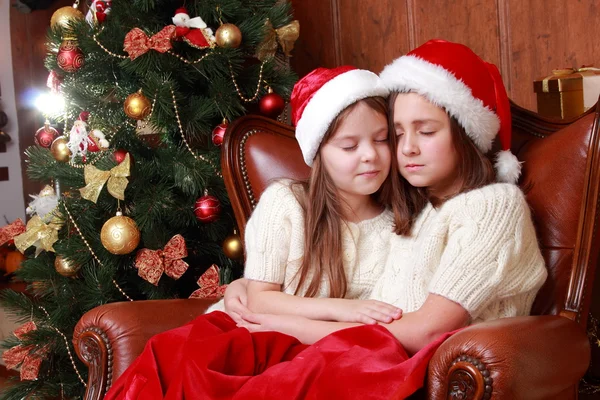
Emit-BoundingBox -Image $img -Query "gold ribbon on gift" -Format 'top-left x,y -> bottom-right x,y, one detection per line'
541,66 -> 600,93
256,19 -> 300,61
80,154 -> 130,203
14,215 -> 61,255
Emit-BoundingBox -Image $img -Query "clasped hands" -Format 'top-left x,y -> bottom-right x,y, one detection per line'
224,279 -> 402,334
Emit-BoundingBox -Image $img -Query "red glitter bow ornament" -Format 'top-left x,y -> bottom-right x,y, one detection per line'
123,25 -> 176,60
2,322 -> 48,381
134,234 -> 188,285
189,264 -> 228,299
0,219 -> 26,247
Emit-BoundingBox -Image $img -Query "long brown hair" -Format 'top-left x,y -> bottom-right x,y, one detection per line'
290,96 -> 390,298
384,92 -> 496,236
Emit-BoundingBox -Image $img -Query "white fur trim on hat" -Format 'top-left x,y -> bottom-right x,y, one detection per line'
495,149 -> 522,183
380,55 -> 500,153
296,69 -> 389,166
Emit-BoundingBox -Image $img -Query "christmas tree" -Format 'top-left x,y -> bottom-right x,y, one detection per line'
0,0 -> 297,398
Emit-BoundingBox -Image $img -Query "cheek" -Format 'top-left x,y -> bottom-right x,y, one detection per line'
324,153 -> 356,179
431,139 -> 459,170
380,146 -> 392,165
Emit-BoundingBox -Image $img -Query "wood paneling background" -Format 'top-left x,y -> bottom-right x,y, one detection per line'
291,0 -> 599,112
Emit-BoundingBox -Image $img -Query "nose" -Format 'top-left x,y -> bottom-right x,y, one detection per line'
361,142 -> 377,162
401,132 -> 419,156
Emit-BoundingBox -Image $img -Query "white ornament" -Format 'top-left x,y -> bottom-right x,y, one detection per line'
67,119 -> 89,160
26,185 -> 59,222
89,129 -> 109,149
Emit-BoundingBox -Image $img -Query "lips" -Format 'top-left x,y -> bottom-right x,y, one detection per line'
359,170 -> 379,177
404,164 -> 424,172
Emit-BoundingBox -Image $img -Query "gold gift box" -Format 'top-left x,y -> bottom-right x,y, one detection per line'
534,69 -> 584,119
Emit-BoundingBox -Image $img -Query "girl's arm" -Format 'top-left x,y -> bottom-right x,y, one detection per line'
246,279 -> 402,324
240,293 -> 468,355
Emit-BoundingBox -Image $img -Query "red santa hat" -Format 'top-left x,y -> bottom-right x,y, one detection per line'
291,66 -> 389,166
380,39 -> 521,183
174,7 -> 189,16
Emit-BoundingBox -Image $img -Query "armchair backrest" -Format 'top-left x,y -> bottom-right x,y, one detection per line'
222,102 -> 600,328
510,101 -> 600,326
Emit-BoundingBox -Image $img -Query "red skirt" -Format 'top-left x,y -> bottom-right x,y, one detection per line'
105,311 -> 452,400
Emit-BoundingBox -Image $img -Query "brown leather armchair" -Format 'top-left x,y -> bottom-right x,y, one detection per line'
74,101 -> 597,400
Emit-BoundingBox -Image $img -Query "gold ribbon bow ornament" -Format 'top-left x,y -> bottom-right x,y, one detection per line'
256,19 -> 300,61
80,153 -> 130,203
123,25 -> 176,60
14,215 -> 61,256
135,234 -> 189,285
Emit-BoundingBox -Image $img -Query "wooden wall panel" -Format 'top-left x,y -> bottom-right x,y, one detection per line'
507,0 -> 600,110
337,0 -> 410,73
290,0 -> 339,78
291,0 -> 600,113
412,0 -> 502,71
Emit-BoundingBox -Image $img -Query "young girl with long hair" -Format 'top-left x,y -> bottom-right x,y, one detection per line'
231,65 -> 403,326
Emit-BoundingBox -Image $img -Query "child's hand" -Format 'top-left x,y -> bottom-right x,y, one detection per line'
326,299 -> 402,325
224,278 -> 249,324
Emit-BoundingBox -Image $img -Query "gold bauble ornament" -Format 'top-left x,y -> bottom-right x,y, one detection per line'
215,23 -> 243,48
124,90 -> 151,120
50,136 -> 71,162
50,6 -> 84,30
100,212 -> 141,255
222,232 -> 244,260
54,256 -> 80,277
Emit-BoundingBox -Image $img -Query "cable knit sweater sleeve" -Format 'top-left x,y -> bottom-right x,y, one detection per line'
429,183 -> 547,320
243,180 -> 303,284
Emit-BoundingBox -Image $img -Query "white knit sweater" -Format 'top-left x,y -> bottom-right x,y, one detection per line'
370,183 -> 547,323
243,181 -> 395,299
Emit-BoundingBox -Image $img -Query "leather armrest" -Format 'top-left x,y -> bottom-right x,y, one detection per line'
427,315 -> 590,400
73,299 -> 216,400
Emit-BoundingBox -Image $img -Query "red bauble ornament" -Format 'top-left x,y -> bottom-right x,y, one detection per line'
57,39 -> 85,73
113,149 -> 130,164
194,194 -> 221,223
35,122 -> 59,148
212,119 -> 228,146
259,88 -> 285,119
